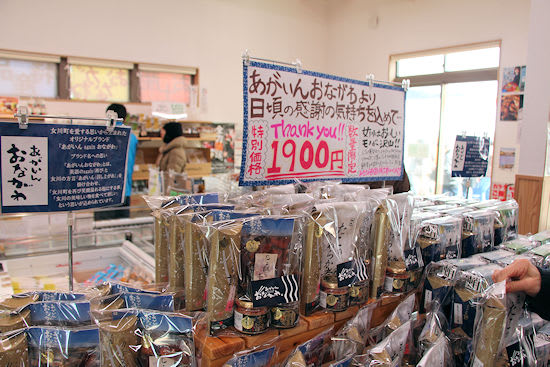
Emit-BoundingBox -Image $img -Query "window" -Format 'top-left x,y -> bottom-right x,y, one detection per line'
392,42 -> 500,199
0,58 -> 57,98
139,71 -> 192,103
69,64 -> 130,102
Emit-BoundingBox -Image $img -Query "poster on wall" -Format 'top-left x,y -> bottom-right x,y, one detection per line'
240,60 -> 406,185
451,135 -> 490,177
502,66 -> 526,93
0,121 -> 130,213
500,94 -> 524,121
499,147 -> 516,169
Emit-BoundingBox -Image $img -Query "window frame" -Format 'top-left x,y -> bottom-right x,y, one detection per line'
389,41 -> 501,196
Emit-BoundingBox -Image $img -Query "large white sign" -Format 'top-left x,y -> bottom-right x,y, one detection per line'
240,61 -> 406,186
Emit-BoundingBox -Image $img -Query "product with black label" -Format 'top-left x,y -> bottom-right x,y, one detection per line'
314,202 -> 367,306
384,193 -> 416,295
493,200 -> 519,246
417,216 -> 462,267
420,261 -> 457,315
461,210 -> 495,257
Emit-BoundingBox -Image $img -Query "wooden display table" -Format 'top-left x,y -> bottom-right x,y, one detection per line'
195,294 -> 406,367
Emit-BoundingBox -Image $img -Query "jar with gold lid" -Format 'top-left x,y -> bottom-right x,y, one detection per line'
349,280 -> 369,305
384,265 -> 410,294
271,301 -> 299,329
234,296 -> 270,335
320,275 -> 349,312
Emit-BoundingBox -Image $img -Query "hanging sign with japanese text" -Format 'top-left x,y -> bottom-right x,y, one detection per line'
0,121 -> 130,213
451,135 -> 490,178
240,61 -> 406,186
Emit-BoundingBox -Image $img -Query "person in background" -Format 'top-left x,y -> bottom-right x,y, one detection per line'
493,259 -> 549,320
94,103 -> 138,220
157,122 -> 187,173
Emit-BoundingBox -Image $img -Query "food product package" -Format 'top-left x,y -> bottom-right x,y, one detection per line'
501,236 -> 539,254
27,326 -> 100,366
461,210 -> 496,257
312,202 -> 367,311
223,340 -> 278,367
354,320 -> 411,367
420,261 -> 457,315
283,326 -> 334,367
28,300 -> 91,326
0,329 -> 29,365
332,302 -> 378,360
417,216 -> 462,266
416,334 -> 453,367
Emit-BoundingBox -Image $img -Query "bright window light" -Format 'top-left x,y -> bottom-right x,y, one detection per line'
444,47 -> 500,72
396,55 -> 444,77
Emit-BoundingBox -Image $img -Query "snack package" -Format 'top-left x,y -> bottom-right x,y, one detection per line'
418,302 -> 448,356
169,203 -> 235,292
530,244 -> 550,270
535,334 -> 550,367
97,312 -> 140,366
181,210 -> 259,312
301,210 -> 323,315
284,326 -> 334,367
27,326 -> 100,366
530,229 -> 550,246
0,329 -> 29,365
312,202 -> 366,312
238,216 -> 304,331
502,236 -> 538,254
332,302 -> 378,360
471,281 -> 507,367
417,216 -> 462,267
443,257 -> 488,271
416,334 -> 453,367
138,310 -> 196,366
421,261 -> 457,315
377,292 -> 416,342
355,320 -> 411,367
371,202 -> 391,299
28,300 -> 91,326
461,210 -> 495,257
109,281 -> 169,295
205,219 -> 244,334
0,292 -> 39,311
477,248 -> 514,263
90,292 -> 178,314
144,193 -> 221,284
223,342 -> 278,367
0,308 -> 30,333
384,193 -> 417,295
492,200 -> 519,246
230,184 -> 296,208
264,193 -> 316,215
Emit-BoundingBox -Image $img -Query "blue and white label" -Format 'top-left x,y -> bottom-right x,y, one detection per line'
251,274 -> 299,307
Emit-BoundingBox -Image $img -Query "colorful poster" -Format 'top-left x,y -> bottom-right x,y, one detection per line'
0,97 -> 18,115
451,135 -> 490,177
0,121 -> 129,213
502,66 -> 526,93
240,61 -> 406,185
500,94 -> 523,121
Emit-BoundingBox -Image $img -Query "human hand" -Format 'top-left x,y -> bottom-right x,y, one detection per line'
492,259 -> 541,297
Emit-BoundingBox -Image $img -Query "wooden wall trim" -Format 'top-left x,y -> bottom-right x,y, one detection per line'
515,174 -> 544,235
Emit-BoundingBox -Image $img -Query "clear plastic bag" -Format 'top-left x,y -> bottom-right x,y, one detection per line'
420,261 -> 457,315
371,201 -> 391,299
418,301 -> 448,356
313,202 -> 366,311
223,340 -> 278,367
0,308 -> 30,333
492,200 -> 519,246
417,216 -> 462,267
27,325 -> 100,366
471,281 -> 507,367
284,326 -> 334,367
530,244 -> 550,270
530,229 -> 550,246
90,292 -> 180,315
461,210 -> 496,257
355,320 -> 411,367
416,334 -> 453,367
0,329 -> 29,365
180,210 -> 259,312
28,300 -> 91,326
373,292 -> 416,343
332,302 -> 378,360
501,235 -> 538,254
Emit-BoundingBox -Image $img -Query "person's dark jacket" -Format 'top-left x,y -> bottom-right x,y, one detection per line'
528,268 -> 550,320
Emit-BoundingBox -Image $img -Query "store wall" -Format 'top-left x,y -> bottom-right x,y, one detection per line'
324,0 -> 531,188
0,0 -> 329,124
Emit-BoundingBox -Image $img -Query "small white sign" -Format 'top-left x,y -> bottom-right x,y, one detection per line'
1,136 -> 48,207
